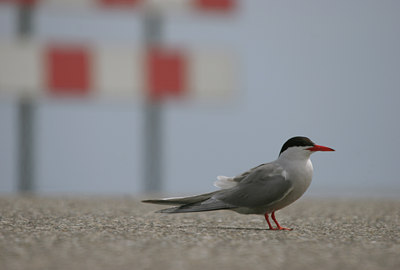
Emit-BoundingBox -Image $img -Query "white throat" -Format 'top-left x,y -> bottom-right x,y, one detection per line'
278,146 -> 313,162
276,146 -> 314,179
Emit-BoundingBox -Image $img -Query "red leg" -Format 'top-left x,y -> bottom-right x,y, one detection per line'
271,211 -> 292,231
264,213 -> 275,230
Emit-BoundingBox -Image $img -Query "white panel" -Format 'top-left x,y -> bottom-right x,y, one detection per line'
189,49 -> 236,101
39,0 -> 96,9
93,45 -> 144,99
0,41 -> 43,96
40,0 -> 189,10
145,0 -> 190,11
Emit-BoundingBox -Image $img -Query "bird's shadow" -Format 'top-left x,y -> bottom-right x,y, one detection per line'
154,224 -> 274,232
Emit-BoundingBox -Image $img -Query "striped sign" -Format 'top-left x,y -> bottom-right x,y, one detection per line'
0,41 -> 237,101
4,0 -> 236,13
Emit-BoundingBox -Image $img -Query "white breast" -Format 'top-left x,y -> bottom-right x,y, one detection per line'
270,158 -> 314,211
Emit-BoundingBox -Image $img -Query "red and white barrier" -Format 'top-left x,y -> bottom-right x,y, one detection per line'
0,41 -> 237,101
1,0 -> 236,13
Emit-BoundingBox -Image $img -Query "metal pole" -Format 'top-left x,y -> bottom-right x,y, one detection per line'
143,100 -> 163,192
17,98 -> 34,192
17,1 -> 34,36
17,2 -> 35,193
143,11 -> 163,193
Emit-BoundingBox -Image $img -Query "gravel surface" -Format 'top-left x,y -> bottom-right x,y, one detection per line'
0,196 -> 399,270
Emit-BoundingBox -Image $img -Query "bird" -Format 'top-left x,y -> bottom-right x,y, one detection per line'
142,136 -> 334,230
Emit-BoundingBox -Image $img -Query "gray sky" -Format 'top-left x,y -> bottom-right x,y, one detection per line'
0,0 -> 399,197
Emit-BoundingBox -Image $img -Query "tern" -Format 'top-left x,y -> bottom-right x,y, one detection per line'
142,136 -> 334,230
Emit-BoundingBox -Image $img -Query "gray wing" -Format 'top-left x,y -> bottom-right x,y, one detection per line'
214,163 -> 269,189
142,191 -> 218,206
214,163 -> 293,208
231,163 -> 268,183
156,198 -> 236,213
143,162 -> 292,214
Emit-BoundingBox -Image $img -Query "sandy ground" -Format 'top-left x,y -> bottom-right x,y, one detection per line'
0,196 -> 399,270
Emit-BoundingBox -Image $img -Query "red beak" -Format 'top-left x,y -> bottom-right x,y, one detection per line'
307,144 -> 335,152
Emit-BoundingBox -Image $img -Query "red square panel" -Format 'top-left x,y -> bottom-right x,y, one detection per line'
193,0 -> 236,12
46,46 -> 91,96
147,48 -> 186,100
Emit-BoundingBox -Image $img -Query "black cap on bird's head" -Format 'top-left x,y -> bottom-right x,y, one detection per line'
279,136 -> 335,156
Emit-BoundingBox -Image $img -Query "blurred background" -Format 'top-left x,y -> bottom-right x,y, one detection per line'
0,0 -> 399,197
